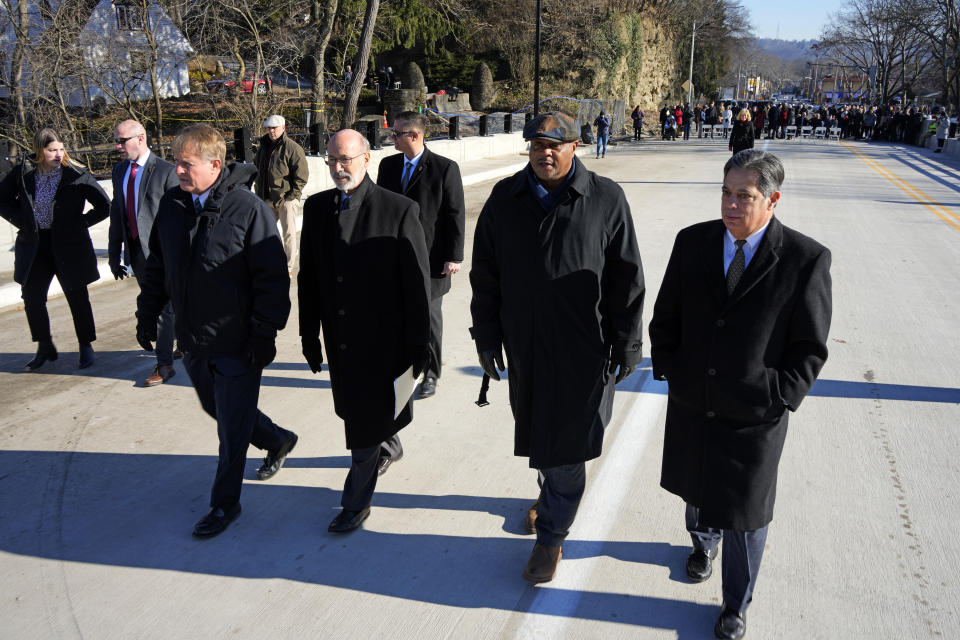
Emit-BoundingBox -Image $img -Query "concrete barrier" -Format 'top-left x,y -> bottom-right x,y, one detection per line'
1,131 -> 533,250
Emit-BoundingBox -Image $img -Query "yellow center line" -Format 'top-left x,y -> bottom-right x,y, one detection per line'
840,141 -> 960,232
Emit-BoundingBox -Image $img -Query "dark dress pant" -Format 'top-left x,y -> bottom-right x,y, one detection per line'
535,462 -> 586,546
129,240 -> 175,366
22,230 -> 96,344
686,503 -> 769,615
341,444 -> 381,511
425,293 -> 444,379
183,352 -> 292,509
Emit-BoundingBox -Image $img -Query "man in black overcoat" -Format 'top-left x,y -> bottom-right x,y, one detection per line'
649,150 -> 832,640
299,128 -> 430,534
107,119 -> 179,387
376,110 -> 465,473
470,112 -> 645,583
136,125 -> 298,538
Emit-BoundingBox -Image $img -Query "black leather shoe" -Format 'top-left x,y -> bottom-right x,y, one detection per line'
257,433 -> 298,480
686,547 -> 718,582
193,503 -> 241,537
714,604 -> 746,639
377,450 -> 403,476
24,342 -> 58,371
78,343 -> 95,369
415,376 -> 437,399
328,507 -> 370,533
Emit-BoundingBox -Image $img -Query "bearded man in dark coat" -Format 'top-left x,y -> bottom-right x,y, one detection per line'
470,112 -> 645,584
298,128 -> 430,534
649,149 -> 832,640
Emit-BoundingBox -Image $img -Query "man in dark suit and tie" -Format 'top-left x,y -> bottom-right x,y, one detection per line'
107,119 -> 179,387
376,111 -> 465,474
649,149 -> 832,640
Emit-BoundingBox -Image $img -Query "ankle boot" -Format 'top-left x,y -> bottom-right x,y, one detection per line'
25,341 -> 58,371
78,343 -> 95,369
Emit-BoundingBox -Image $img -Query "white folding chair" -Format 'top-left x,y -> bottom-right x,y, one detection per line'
828,127 -> 841,140
814,126 -> 826,139
800,126 -> 813,139
785,125 -> 797,139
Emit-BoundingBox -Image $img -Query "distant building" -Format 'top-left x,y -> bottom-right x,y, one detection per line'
0,0 -> 193,107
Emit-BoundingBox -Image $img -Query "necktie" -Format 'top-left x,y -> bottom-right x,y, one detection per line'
193,197 -> 202,213
126,162 -> 139,239
401,161 -> 413,192
339,195 -> 350,211
726,239 -> 746,295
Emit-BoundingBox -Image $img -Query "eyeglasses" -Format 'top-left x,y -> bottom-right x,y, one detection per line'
390,130 -> 414,139
324,153 -> 366,167
114,135 -> 141,145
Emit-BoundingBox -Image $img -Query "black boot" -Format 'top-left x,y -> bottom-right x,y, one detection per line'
25,341 -> 58,371
78,343 -> 95,369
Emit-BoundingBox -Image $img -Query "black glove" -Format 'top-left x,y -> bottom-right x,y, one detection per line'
136,325 -> 156,352
110,263 -> 127,280
246,335 -> 277,370
411,346 -> 430,378
607,360 -> 636,384
302,337 -> 323,373
479,348 -> 505,381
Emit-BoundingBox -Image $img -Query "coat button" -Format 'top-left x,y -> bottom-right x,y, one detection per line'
339,343 -> 346,350
708,368 -> 716,376
716,319 -> 725,327
706,411 -> 716,418
336,275 -> 343,282
338,309 -> 345,316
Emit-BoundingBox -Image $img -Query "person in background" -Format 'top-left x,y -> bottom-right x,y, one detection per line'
594,110 -> 611,158
107,119 -> 180,387
0,128 -> 110,371
935,112 -> 950,152
728,109 -> 755,155
631,106 -> 644,141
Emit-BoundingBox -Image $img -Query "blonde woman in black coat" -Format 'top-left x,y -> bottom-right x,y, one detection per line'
0,128 -> 111,370
728,109 -> 755,155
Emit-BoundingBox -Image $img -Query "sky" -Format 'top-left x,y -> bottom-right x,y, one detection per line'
740,0 -> 839,41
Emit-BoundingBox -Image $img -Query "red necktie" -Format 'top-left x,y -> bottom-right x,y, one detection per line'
126,162 -> 139,239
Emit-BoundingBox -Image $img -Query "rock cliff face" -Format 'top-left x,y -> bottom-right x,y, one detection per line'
540,15 -> 679,120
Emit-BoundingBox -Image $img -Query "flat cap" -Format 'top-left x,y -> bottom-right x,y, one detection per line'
263,114 -> 285,127
523,111 -> 580,143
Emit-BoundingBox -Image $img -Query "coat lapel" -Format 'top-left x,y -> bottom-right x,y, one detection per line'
405,147 -> 429,193
138,155 -> 154,211
706,221 -> 727,304
724,216 -> 782,307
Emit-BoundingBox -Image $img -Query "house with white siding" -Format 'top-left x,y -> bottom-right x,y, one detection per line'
0,0 -> 193,107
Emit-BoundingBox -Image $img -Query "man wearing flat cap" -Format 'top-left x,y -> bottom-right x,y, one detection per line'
470,111 -> 646,583
255,114 -> 309,275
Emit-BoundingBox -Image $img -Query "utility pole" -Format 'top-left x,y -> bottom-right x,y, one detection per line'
534,0 -> 542,116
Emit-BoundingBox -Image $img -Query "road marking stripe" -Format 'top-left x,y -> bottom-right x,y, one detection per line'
514,371 -> 667,636
841,142 -> 960,232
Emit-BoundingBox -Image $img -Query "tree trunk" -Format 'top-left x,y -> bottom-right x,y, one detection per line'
341,0 -> 379,129
310,0 -> 339,119
10,0 -> 29,135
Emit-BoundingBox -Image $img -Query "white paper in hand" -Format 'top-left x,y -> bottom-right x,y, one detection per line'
394,365 -> 416,419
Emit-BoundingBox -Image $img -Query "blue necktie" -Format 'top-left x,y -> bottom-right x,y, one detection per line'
401,161 -> 413,192
339,195 -> 350,211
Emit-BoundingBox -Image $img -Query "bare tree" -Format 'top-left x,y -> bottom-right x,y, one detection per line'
341,0 -> 379,128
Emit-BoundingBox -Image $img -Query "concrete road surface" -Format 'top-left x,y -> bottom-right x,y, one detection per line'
2,137 -> 959,639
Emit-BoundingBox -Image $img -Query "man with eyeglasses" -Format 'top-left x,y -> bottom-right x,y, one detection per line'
377,111 -> 464,415
107,119 -> 179,387
470,112 -> 645,583
299,128 -> 430,534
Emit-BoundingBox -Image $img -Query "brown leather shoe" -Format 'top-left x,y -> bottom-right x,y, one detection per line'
522,543 -> 562,583
144,364 -> 175,387
524,499 -> 539,534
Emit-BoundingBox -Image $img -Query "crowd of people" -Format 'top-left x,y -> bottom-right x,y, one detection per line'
644,99 -> 958,149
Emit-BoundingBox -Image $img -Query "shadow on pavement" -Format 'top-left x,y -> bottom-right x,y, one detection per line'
0,448 -> 709,635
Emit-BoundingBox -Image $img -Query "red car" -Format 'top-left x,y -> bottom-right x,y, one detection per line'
205,73 -> 271,95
